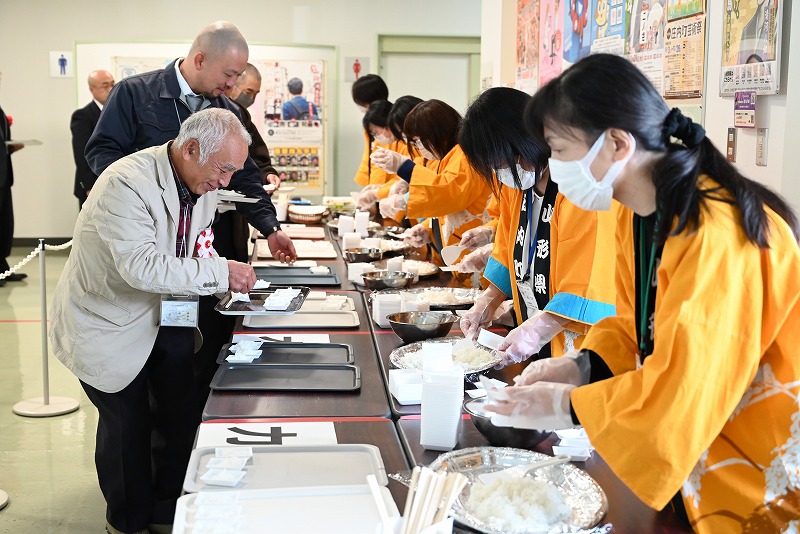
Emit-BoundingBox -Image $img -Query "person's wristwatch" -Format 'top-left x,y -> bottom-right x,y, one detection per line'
262,225 -> 281,238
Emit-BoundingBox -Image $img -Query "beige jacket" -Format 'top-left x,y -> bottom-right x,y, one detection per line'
49,143 -> 229,393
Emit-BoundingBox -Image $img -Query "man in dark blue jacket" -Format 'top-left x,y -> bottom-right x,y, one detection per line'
86,21 -> 295,263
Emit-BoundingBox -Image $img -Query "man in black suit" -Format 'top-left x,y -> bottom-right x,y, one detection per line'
70,69 -> 114,208
0,98 -> 24,286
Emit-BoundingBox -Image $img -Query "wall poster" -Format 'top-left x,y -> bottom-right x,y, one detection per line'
720,0 -> 782,95
516,0 -> 541,94
628,0 -> 667,94
664,13 -> 706,99
255,60 -> 325,195
538,0 -> 564,87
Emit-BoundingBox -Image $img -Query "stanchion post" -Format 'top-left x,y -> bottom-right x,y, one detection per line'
40,239 -> 50,406
12,239 -> 80,417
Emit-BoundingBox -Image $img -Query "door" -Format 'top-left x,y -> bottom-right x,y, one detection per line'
379,35 -> 481,115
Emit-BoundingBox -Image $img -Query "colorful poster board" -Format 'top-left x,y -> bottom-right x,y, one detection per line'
720,0 -> 782,95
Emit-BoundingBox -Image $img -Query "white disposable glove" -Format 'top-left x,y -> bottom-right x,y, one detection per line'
456,243 -> 493,273
485,381 -> 576,430
495,311 -> 567,367
513,349 -> 591,387
459,225 -> 494,250
389,179 -> 410,196
460,287 -> 504,341
379,194 -> 408,220
403,224 -> 431,248
356,185 -> 381,210
370,148 -> 409,174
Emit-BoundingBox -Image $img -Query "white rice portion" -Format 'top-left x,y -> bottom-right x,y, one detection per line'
416,289 -> 470,306
399,344 -> 497,372
451,346 -> 497,372
466,477 -> 570,532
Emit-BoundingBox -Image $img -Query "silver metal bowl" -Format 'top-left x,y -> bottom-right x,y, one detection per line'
463,397 -> 552,448
361,270 -> 415,290
386,311 -> 458,344
344,247 -> 383,263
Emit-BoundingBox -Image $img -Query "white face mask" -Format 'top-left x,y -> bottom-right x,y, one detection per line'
417,145 -> 437,161
373,132 -> 394,145
548,131 -> 635,211
496,164 -> 537,190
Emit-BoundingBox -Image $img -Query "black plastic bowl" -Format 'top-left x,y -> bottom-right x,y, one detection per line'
464,397 -> 552,448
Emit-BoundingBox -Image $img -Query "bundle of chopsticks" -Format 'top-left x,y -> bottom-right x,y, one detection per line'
399,466 -> 468,534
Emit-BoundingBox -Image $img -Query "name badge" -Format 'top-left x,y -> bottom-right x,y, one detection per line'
517,277 -> 539,318
160,294 -> 199,327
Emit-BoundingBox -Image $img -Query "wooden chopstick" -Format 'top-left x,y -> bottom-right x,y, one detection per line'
399,467 -> 420,534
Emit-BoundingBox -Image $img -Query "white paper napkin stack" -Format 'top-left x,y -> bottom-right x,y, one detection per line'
372,293 -> 402,327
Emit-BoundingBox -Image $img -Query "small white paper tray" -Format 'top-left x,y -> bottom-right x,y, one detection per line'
173,485 -> 398,534
184,444 -> 387,493
243,311 -> 360,329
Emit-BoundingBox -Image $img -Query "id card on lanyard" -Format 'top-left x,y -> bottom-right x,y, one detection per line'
160,294 -> 200,327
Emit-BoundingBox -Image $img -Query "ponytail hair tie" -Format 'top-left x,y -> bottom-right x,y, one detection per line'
663,108 -> 706,148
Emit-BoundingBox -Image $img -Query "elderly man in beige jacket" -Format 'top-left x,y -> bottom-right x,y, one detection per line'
50,108 -> 256,534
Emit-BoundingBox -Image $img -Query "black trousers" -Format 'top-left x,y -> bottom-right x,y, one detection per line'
0,182 -> 13,271
81,327 -> 199,532
190,210 -> 244,410
194,295 -> 235,410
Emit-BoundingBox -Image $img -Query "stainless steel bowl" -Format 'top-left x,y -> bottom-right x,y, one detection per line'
386,311 -> 458,344
361,270 -> 415,290
344,247 -> 382,263
463,397 -> 552,448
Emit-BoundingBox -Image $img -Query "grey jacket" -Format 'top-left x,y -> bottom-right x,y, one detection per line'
50,143 -> 228,393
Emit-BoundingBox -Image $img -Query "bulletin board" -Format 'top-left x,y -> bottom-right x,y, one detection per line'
514,0 -> 711,124
75,42 -> 336,196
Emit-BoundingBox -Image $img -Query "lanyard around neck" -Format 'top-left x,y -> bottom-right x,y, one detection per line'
637,216 -> 658,356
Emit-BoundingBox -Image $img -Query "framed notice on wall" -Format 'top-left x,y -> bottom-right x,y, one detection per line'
720,0 -> 783,95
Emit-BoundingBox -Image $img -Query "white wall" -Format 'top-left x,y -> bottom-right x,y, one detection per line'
480,0 -> 800,212
0,0 -> 481,239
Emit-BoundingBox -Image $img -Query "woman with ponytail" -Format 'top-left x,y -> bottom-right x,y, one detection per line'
486,53 -> 800,533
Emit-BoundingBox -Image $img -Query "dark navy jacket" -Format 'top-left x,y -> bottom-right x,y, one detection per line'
86,59 -> 280,234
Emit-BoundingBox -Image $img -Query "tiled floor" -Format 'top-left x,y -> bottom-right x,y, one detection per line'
1,246 -> 106,533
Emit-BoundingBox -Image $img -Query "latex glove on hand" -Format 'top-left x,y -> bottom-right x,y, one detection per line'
266,230 -> 297,264
459,225 -> 494,250
403,224 -> 431,248
226,260 -> 257,294
513,349 -> 591,387
495,311 -> 566,367
370,148 -> 409,174
456,243 -> 493,273
389,179 -> 410,196
356,185 -> 381,210
379,194 -> 408,220
460,287 -> 504,340
485,381 -> 576,430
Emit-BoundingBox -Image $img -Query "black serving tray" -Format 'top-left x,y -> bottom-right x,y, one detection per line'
254,266 -> 341,287
215,286 -> 311,315
209,364 -> 361,391
217,342 -> 354,365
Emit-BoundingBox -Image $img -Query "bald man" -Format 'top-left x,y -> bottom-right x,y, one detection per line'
70,69 -> 114,207
85,21 -> 295,262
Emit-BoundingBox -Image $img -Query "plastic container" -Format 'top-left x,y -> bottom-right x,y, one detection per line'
420,365 -> 464,451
